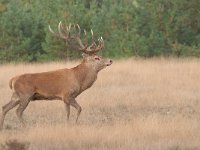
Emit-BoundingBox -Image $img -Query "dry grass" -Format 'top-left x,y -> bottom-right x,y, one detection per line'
0,58 -> 200,150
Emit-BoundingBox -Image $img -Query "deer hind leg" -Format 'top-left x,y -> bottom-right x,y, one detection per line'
0,92 -> 20,130
70,100 -> 82,123
16,98 -> 30,127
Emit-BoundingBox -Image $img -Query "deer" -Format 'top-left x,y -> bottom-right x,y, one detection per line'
0,22 -> 112,130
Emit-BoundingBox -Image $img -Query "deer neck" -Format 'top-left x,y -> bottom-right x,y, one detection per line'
73,62 -> 98,92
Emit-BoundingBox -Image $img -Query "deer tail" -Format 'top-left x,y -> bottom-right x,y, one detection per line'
9,76 -> 20,90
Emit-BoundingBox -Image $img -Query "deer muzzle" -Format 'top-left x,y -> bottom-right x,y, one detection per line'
106,59 -> 113,66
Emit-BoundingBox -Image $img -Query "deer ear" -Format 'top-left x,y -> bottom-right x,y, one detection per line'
82,53 -> 89,58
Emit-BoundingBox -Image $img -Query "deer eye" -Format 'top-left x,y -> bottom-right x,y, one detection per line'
95,57 -> 100,60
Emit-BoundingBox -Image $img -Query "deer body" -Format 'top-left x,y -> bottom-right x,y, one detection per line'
10,62 -> 98,101
0,22 -> 112,130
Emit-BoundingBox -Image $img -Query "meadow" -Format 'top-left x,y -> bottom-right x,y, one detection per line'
0,58 -> 200,150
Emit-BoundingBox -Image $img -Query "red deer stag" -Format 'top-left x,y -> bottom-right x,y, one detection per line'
0,22 -> 112,130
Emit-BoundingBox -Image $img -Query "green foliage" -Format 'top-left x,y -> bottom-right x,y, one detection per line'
0,0 -> 199,62
133,0 -> 200,57
0,0 -> 46,61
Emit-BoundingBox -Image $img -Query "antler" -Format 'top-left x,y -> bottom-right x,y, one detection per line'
49,22 -> 104,54
49,21 -> 69,40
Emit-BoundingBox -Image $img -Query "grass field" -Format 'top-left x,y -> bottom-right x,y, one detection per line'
0,58 -> 200,150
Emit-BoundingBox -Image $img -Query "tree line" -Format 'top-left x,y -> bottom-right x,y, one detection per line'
0,0 -> 199,62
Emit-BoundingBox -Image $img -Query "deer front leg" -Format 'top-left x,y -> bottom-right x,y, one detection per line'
70,99 -> 82,123
63,95 -> 71,121
63,94 -> 82,123
65,103 -> 70,121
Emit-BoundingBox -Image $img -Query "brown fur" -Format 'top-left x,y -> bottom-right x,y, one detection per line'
0,54 -> 112,130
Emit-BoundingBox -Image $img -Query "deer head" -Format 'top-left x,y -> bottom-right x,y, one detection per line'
49,22 -> 112,72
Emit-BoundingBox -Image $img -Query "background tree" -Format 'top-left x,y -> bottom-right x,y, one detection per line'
0,0 -> 199,62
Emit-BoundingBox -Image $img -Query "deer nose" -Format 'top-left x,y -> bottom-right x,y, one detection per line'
106,59 -> 113,66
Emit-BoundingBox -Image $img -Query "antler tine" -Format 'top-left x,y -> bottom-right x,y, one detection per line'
91,37 -> 104,52
83,29 -> 88,48
100,37 -> 104,48
84,29 -> 87,35
99,37 -> 104,50
91,29 -> 94,42
48,25 -> 55,34
90,29 -> 97,47
48,25 -> 61,37
76,24 -> 81,37
66,23 -> 71,35
58,21 -> 68,40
